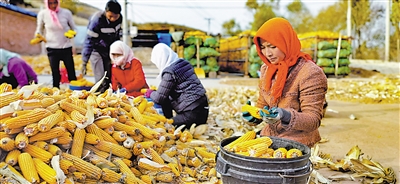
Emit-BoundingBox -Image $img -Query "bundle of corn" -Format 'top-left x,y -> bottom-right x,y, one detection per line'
21,55 -> 94,76
0,83 -> 221,184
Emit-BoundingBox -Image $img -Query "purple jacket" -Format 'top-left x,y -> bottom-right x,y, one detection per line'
1,57 -> 38,87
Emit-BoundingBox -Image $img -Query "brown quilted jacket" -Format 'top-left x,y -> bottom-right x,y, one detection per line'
257,58 -> 328,147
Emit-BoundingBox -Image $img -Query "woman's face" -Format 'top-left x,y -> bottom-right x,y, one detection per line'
48,0 -> 58,11
260,38 -> 286,65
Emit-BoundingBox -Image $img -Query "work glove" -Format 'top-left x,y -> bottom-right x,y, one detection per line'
81,63 -> 87,76
30,33 -> 47,45
241,101 -> 263,125
64,30 -> 77,39
144,89 -> 154,98
114,88 -> 126,94
259,106 -> 291,124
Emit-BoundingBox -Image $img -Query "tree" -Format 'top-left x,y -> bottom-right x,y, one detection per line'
391,0 -> 400,61
60,0 -> 78,15
285,0 -> 313,34
251,3 -> 276,31
222,19 -> 242,36
311,2 -> 347,33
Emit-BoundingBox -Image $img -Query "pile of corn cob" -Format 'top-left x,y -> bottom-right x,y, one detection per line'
0,83 -> 221,184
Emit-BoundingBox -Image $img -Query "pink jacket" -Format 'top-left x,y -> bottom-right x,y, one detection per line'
257,58 -> 327,147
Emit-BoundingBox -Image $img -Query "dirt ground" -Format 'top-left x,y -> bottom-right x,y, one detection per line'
218,67 -> 399,183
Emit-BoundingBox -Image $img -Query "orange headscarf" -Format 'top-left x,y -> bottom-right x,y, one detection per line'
253,17 -> 311,104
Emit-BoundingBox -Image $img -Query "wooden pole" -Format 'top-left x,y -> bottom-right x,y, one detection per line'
335,34 -> 342,77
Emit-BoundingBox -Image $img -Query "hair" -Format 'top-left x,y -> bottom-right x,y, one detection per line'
105,0 -> 121,14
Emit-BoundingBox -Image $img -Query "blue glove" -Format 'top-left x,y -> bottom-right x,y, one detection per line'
259,106 -> 291,124
144,89 -> 154,98
119,88 -> 126,93
242,101 -> 262,125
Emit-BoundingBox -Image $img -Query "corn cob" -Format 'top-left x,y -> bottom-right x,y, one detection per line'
112,158 -> 135,176
72,171 -> 86,181
117,115 -> 128,123
0,162 -> 24,177
83,144 -> 109,158
155,172 -> 174,182
25,91 -> 45,100
60,100 -> 87,115
39,97 -> 55,107
23,144 -> 53,163
164,146 -> 178,157
5,149 -> 21,166
71,110 -> 87,123
183,166 -> 196,177
0,92 -> 19,108
23,123 -> 39,136
33,158 -> 57,183
97,127 -> 118,144
86,94 -> 98,107
103,126 -> 114,134
57,120 -> 76,133
260,148 -> 275,158
96,96 -> 108,108
87,154 -> 117,169
21,99 -> 42,110
132,96 -> 143,105
51,95 -> 65,102
0,132 -> 10,139
273,147 -> 288,158
54,131 -> 73,145
0,83 -> 12,93
101,168 -> 122,183
94,140 -> 132,159
14,132 -> 29,149
3,108 -> 52,129
46,102 -> 61,113
249,143 -> 271,157
138,158 -> 171,171
224,131 -> 256,151
71,128 -> 86,158
132,133 -> 144,142
18,152 -> 40,183
61,152 -> 102,179
112,131 -> 127,142
131,107 -> 147,125
145,148 -> 164,164
38,110 -> 64,132
131,121 -> 160,139
286,148 -> 303,158
32,141 -> 49,150
94,118 -> 116,128
0,137 -> 15,151
59,159 -> 76,175
233,136 -> 273,152
29,126 -> 66,142
85,124 -> 104,141
137,98 -> 148,113
11,110 -> 34,117
195,147 -> 216,159
47,144 -> 62,156
113,122 -> 140,136
85,133 -> 101,144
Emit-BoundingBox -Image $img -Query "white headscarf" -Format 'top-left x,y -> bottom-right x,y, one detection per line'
110,41 -> 136,68
151,43 -> 179,79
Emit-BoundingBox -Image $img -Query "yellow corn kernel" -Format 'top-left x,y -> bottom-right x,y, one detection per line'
40,97 -> 55,108
155,172 -> 174,183
140,174 -> 153,184
59,159 -> 76,175
168,162 -> 180,177
101,168 -> 122,183
112,158 -> 137,178
98,127 -> 118,144
112,131 -> 127,142
96,96 -> 108,108
21,99 -> 42,110
71,110 -> 87,123
0,137 -> 15,151
241,103 -> 267,119
94,118 -> 116,128
47,144 -> 62,156
83,144 -> 109,158
14,132 -> 29,149
0,162 -> 23,177
249,143 -> 271,157
54,132 -> 73,145
137,98 -> 148,113
273,147 -> 288,158
25,91 -> 45,100
233,136 -> 273,152
87,154 -> 117,169
60,100 -> 87,115
130,167 -> 142,177
286,148 -> 303,158
224,131 -> 256,151
113,122 -> 140,136
38,110 -> 64,132
32,141 -> 49,150
138,158 -> 171,172
85,133 -> 101,145
73,171 -> 86,181
117,115 -> 129,123
5,149 -> 21,166
131,107 -> 147,125
260,148 -> 275,158
85,124 -> 104,141
103,126 -> 114,135
23,144 -> 53,163
71,128 -> 86,158
0,83 -> 12,93
131,122 -> 160,139
62,152 -> 102,179
46,102 -> 61,113
29,126 -> 66,142
195,147 -> 216,159
18,152 -> 40,183
132,96 -> 143,105
3,108 -> 52,129
94,140 -> 132,159
86,94 -> 98,108
0,92 -> 19,108
57,120 -> 76,133
183,166 -> 196,177
33,158 -> 57,183
23,123 -> 39,136
145,148 -> 164,164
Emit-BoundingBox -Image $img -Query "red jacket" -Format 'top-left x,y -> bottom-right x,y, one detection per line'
111,58 -> 148,97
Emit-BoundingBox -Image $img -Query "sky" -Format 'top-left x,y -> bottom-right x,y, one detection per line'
80,0 -> 339,35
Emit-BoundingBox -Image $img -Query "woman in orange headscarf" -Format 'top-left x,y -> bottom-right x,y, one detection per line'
243,17 -> 327,147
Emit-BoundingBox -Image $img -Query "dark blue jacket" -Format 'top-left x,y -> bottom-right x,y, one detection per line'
150,59 -> 208,113
82,11 -> 122,63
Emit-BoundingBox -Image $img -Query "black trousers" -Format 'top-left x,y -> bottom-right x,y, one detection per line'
46,47 -> 77,88
0,73 -> 18,89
